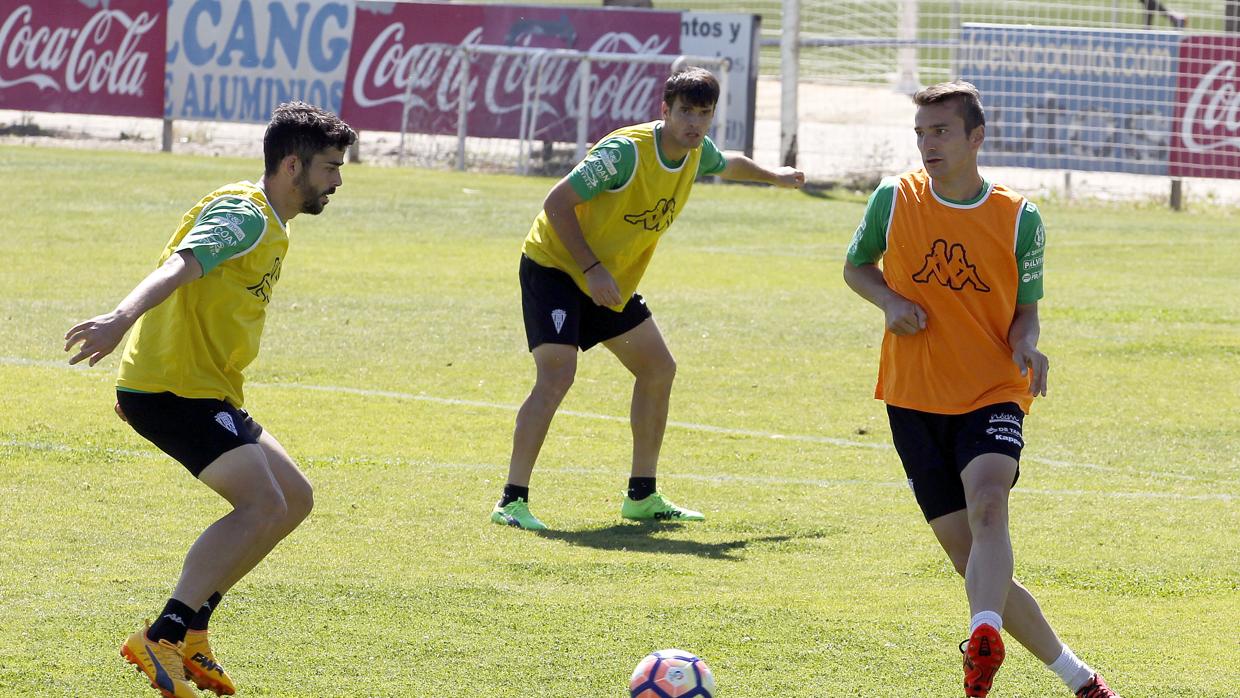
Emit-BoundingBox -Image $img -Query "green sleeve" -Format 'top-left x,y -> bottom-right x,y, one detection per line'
175,198 -> 268,275
567,137 -> 636,200
845,177 -> 899,266
1014,201 -> 1045,304
696,135 -> 727,177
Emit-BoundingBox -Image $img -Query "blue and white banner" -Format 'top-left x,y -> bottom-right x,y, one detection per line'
165,0 -> 354,122
959,23 -> 1181,175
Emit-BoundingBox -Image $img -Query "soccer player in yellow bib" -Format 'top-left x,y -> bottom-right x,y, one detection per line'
843,81 -> 1120,698
493,68 -> 805,530
64,102 -> 356,698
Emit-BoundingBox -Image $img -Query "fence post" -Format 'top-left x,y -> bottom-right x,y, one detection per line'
780,0 -> 799,167
576,58 -> 591,163
895,0 -> 921,93
457,48 -> 470,171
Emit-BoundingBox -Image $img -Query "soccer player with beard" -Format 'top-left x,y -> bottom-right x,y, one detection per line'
64,102 -> 355,698
492,68 -> 804,530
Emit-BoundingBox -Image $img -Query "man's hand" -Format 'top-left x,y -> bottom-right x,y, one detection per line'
1012,342 -> 1049,396
64,310 -> 131,366
772,166 -> 805,189
883,296 -> 927,335
584,264 -> 622,307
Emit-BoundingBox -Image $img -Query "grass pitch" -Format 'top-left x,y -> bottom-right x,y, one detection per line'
0,145 -> 1237,697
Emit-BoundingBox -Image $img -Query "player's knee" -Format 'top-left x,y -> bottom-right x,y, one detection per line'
283,479 -> 314,526
640,354 -> 677,386
967,485 -> 1009,529
240,484 -> 289,530
536,366 -> 576,400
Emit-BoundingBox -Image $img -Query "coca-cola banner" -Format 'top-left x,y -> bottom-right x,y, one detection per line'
1171,36 -> 1240,179
0,0 -> 165,117
343,2 -> 680,140
960,24 -> 1180,176
165,0 -> 354,122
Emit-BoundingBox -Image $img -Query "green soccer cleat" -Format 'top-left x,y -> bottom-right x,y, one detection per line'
490,498 -> 548,530
621,492 -> 705,522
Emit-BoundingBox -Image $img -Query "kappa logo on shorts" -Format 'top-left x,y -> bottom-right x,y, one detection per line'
551,309 -> 567,334
214,412 -> 238,436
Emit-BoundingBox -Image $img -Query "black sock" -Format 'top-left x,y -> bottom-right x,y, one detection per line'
499,484 -> 529,507
147,598 -> 196,644
189,591 -> 223,632
628,477 -> 656,501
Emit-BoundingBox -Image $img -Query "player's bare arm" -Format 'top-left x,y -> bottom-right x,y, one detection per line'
1009,302 -> 1048,396
64,249 -> 203,366
718,154 -> 805,188
843,259 -> 927,335
543,177 -> 621,307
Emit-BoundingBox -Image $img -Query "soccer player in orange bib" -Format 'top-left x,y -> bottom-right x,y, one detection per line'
65,103 -> 355,698
843,81 -> 1120,698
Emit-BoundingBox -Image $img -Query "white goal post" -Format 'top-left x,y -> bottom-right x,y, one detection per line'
396,45 -> 728,173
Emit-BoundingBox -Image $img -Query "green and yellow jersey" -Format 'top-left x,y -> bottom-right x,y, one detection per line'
522,121 -> 727,310
117,181 -> 288,407
847,170 -> 1046,413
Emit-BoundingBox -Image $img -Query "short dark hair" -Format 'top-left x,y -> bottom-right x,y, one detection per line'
263,102 -> 357,175
913,80 -> 986,135
663,67 -> 719,109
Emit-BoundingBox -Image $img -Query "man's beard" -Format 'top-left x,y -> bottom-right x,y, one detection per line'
295,172 -> 333,215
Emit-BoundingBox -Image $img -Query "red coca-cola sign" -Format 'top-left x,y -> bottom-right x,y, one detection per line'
342,2 -> 679,140
1171,36 -> 1240,179
0,0 -> 164,118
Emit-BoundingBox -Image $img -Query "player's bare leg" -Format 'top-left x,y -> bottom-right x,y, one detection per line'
604,318 -> 701,522
603,317 -> 676,479
506,343 -> 578,487
930,510 -> 1064,663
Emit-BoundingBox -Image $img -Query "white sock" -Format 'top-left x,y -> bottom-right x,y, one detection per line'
1047,645 -> 1095,693
969,610 -> 1003,634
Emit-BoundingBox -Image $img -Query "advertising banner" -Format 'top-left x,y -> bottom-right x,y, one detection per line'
959,23 -> 1180,176
343,2 -> 679,141
165,0 -> 354,122
0,0 -> 165,117
1171,35 -> 1240,179
680,11 -> 759,155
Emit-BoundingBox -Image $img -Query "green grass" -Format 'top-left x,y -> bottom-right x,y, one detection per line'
1,145 -> 1237,697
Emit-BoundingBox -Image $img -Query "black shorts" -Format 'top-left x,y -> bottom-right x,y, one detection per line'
116,390 -> 263,477
520,254 -> 652,351
886,401 -> 1024,522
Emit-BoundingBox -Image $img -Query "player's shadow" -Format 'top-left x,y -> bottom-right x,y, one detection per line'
533,522 -> 821,561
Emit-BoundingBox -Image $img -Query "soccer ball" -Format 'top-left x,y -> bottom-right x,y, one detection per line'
629,648 -> 716,698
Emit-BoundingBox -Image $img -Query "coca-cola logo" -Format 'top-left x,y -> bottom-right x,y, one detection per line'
1181,60 -> 1240,153
0,4 -> 157,96
350,21 -> 670,125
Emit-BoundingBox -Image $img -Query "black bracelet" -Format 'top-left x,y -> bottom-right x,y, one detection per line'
583,260 -> 602,274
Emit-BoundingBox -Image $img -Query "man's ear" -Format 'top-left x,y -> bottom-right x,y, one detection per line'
280,153 -> 301,178
968,123 -> 985,150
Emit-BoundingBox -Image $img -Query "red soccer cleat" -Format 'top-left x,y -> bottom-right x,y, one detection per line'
1076,673 -> 1120,698
960,623 -> 1005,697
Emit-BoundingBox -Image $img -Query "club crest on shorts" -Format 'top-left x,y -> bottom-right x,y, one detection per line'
551,308 -> 567,334
214,411 -> 238,436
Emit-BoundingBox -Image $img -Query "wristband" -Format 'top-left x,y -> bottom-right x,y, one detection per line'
583,260 -> 602,274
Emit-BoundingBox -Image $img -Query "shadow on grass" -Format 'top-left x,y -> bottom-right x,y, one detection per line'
532,522 -> 822,561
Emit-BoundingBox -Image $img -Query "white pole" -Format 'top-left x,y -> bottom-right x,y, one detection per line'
714,58 -> 729,148
780,0 -> 799,167
576,58 -> 591,162
895,0 -> 921,94
456,48 -> 470,171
